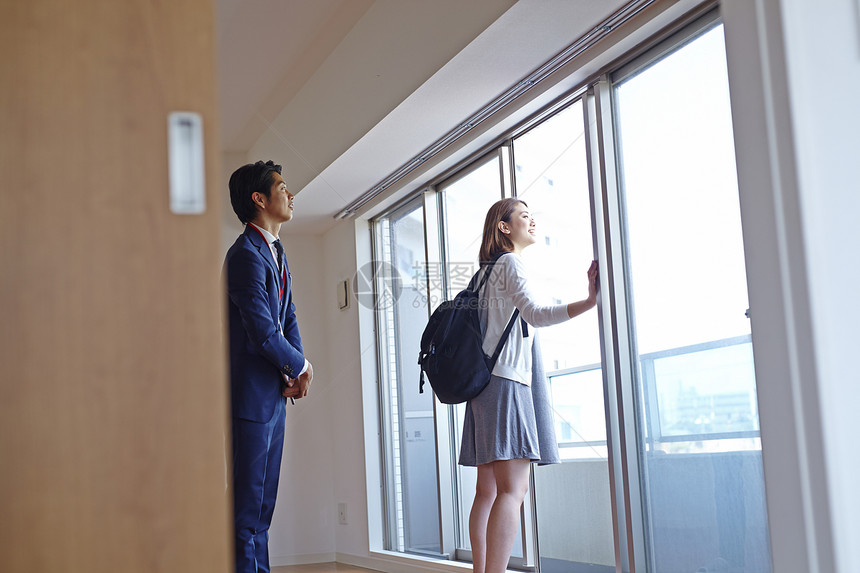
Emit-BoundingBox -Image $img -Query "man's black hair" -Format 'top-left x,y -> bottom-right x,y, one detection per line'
229,160 -> 283,224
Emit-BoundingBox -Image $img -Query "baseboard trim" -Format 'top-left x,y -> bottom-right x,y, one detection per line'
336,551 -> 472,573
271,552 -> 338,567
270,549 -> 473,573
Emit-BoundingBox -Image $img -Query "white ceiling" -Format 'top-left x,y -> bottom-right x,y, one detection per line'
217,0 -> 641,234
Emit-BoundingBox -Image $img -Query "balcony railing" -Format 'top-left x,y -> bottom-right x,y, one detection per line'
548,334 -> 758,459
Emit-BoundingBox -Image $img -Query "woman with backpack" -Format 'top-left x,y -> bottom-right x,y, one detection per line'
460,197 -> 598,573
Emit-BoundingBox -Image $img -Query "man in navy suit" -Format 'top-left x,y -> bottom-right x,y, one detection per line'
224,160 -> 313,573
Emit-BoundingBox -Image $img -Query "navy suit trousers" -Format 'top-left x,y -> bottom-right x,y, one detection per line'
232,398 -> 286,573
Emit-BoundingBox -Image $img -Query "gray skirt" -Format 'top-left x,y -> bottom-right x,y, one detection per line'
458,333 -> 560,467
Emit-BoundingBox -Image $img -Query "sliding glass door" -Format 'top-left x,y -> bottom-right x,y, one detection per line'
611,21 -> 771,573
512,100 -> 616,573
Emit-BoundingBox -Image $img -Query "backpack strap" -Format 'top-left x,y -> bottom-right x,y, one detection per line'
488,309 -> 520,368
469,262 -> 495,293
471,253 -> 507,293
474,254 -> 522,368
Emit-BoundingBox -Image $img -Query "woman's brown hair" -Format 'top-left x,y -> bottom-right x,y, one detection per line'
478,198 -> 528,267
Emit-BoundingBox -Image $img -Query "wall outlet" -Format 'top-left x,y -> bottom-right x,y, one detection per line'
337,502 -> 347,525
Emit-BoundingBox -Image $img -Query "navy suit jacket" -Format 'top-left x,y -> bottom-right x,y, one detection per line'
225,225 -> 304,423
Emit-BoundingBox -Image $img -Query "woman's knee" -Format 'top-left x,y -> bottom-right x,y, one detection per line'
475,481 -> 497,502
493,459 -> 530,499
500,481 -> 529,502
475,465 -> 498,501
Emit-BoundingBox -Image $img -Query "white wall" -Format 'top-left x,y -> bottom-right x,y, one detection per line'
323,219 -> 377,560
268,233 -> 337,564
778,1 -> 860,572
722,1 -> 860,572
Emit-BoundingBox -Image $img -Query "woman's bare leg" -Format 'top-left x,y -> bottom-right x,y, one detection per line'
470,463 -> 497,573
484,459 -> 530,573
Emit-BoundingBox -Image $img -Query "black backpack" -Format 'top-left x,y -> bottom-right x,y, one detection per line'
418,259 -> 520,404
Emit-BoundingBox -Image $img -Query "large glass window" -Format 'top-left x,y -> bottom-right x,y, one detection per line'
371,12 -> 772,573
613,23 -> 771,573
375,200 -> 441,556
